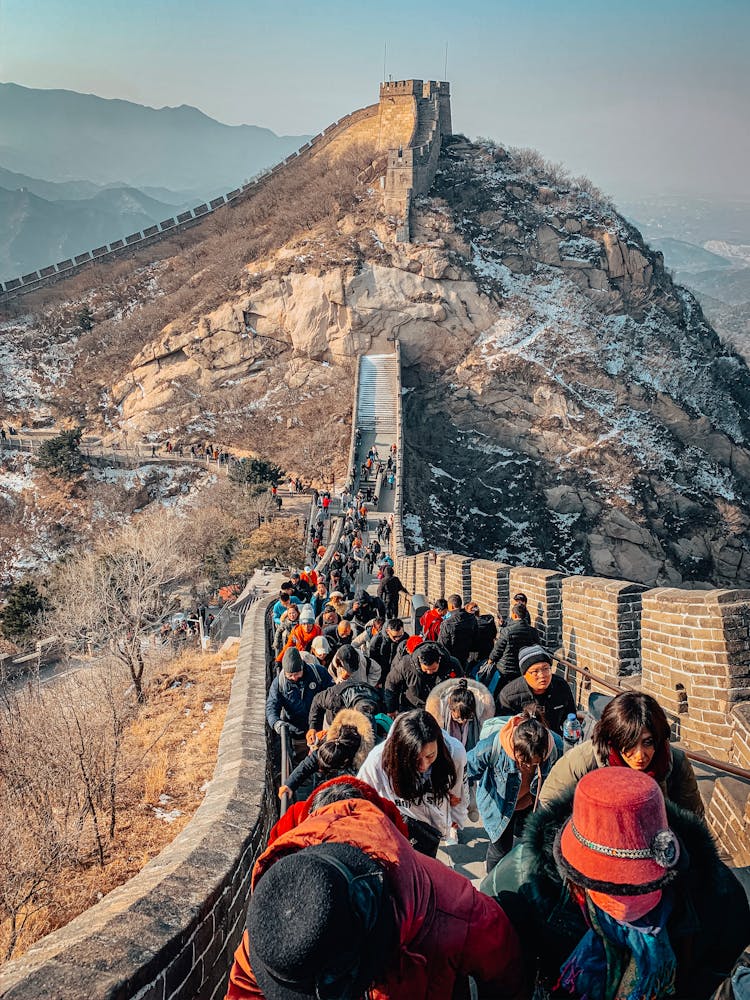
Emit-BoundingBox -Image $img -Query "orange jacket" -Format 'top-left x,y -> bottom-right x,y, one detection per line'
225,798 -> 521,999
274,622 -> 322,663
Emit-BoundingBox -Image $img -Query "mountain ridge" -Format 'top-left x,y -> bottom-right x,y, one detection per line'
0,82 -> 311,190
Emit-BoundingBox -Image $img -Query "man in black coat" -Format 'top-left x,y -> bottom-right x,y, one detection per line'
482,602 -> 541,689
344,590 -> 383,632
496,645 -> 576,732
384,641 -> 463,714
369,618 -> 408,686
437,594 -> 478,670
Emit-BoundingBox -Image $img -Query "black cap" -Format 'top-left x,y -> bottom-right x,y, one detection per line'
248,844 -> 387,1000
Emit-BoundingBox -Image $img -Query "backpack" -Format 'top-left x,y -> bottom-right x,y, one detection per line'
339,682 -> 382,717
279,661 -> 328,696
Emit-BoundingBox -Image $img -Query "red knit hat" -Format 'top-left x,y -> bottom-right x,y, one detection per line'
555,768 -> 680,895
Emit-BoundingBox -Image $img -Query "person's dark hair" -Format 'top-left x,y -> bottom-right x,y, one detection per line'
278,592 -> 291,602
381,565 -> 394,579
434,598 -> 449,612
511,601 -> 527,619
448,678 -> 476,722
593,692 -> 671,758
382,709 -> 456,804
513,592 -> 528,605
309,780 -> 366,812
318,725 -> 362,773
280,581 -> 293,592
416,644 -> 440,667
447,593 -> 463,609
512,703 -> 550,766
385,618 -> 403,632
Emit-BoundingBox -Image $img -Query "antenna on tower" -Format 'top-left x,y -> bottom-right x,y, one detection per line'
444,42 -> 448,81
383,43 -> 387,84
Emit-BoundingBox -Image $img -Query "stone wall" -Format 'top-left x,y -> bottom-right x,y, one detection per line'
561,577 -> 646,681
708,777 -> 750,866
508,567 -> 564,649
469,559 -> 511,618
2,77 -> 452,300
0,595 -> 279,1000
641,588 -> 750,758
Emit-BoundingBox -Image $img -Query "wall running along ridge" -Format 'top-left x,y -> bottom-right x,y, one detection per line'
0,78 -> 451,300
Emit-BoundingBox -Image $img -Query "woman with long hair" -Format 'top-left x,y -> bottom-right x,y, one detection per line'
357,708 -> 468,853
539,690 -> 704,816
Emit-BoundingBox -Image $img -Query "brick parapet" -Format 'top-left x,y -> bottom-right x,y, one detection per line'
508,567 -> 564,649
414,552 -> 429,597
561,576 -> 647,681
0,591 -> 281,1000
427,552 -> 449,603
444,554 -> 473,605
707,777 -> 750,866
733,703 -> 750,772
641,588 -> 750,759
469,560 -> 511,618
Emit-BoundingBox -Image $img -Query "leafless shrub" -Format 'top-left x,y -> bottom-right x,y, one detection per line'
0,659 -> 136,959
47,510 -> 193,702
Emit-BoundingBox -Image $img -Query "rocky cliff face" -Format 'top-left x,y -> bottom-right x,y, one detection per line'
400,138 -> 750,587
3,135 -> 750,588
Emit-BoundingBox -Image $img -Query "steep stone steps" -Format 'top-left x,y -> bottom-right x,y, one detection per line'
356,353 -> 399,436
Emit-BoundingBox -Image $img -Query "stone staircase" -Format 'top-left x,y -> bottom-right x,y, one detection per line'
356,353 -> 400,437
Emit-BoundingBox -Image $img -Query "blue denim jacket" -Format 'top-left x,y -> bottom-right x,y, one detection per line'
466,728 -> 562,842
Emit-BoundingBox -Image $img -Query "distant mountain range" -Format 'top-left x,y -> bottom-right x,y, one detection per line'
0,82 -> 311,281
0,184 -> 192,280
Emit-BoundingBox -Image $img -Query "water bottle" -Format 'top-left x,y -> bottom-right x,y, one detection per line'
562,713 -> 582,752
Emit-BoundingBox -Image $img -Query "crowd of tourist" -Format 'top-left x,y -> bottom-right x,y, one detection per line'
223,556 -> 750,999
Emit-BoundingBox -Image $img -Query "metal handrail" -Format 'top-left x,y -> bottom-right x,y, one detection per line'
279,722 -> 293,818
553,652 -> 750,782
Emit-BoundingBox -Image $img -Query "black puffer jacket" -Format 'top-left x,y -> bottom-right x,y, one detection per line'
481,792 -> 750,1000
438,609 -> 478,669
384,643 -> 463,713
369,631 -> 408,684
486,620 -> 541,679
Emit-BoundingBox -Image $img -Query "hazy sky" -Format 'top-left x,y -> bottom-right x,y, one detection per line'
1,0 -> 748,202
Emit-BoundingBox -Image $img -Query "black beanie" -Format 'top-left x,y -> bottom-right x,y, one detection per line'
283,647 -> 304,675
248,843 -> 389,1000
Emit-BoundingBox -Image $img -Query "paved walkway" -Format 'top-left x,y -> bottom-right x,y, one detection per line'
348,449 -> 491,879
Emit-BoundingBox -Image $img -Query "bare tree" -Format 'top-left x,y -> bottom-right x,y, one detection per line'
48,511 -> 193,702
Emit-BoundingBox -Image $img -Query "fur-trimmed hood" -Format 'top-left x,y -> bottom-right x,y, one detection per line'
482,787 -> 750,997
523,787 -> 724,900
326,707 -> 374,770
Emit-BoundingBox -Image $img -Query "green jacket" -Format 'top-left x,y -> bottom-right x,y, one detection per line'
481,793 -> 749,999
538,739 -> 705,818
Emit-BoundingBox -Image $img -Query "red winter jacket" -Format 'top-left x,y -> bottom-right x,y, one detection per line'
420,608 -> 445,642
225,795 -> 521,999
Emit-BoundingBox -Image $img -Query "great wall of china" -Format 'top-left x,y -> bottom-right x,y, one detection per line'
1,80 -> 749,999
0,79 -> 450,301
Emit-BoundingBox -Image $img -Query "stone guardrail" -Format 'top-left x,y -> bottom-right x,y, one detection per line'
0,590 -> 281,1000
0,103 -> 379,302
